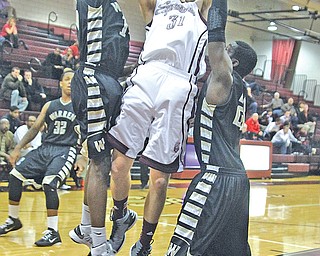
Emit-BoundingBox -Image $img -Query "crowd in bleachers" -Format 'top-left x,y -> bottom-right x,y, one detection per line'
242,81 -> 318,155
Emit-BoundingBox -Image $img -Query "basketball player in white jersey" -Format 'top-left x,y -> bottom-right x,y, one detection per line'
106,0 -> 211,255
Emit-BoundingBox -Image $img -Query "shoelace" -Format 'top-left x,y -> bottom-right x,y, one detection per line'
0,218 -> 12,229
41,229 -> 53,240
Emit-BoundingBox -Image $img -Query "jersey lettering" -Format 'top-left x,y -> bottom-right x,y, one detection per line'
167,15 -> 185,30
166,243 -> 181,256
232,105 -> 244,130
53,120 -> 67,134
94,138 -> 105,152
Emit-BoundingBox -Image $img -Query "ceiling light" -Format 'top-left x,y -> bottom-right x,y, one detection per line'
268,22 -> 278,31
292,5 -> 301,11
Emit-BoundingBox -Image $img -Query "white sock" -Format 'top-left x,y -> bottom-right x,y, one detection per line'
8,205 -> 19,219
47,216 -> 58,231
80,203 -> 91,235
91,227 -> 106,248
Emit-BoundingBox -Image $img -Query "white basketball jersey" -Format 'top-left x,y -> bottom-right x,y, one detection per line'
139,0 -> 208,78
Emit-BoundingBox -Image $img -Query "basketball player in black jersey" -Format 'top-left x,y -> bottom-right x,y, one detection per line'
165,0 -> 257,255
68,1 -> 131,256
0,69 -> 78,247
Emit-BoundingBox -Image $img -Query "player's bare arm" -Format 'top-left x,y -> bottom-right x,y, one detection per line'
196,0 -> 212,18
205,0 -> 233,105
139,0 -> 156,24
9,102 -> 50,165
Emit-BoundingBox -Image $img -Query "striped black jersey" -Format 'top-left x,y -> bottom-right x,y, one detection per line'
76,0 -> 130,78
43,99 -> 78,146
193,72 -> 247,173
139,0 -> 207,77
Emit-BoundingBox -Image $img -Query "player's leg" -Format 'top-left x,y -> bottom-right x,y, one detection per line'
69,164 -> 92,248
130,168 -> 170,256
0,173 -> 23,235
34,145 -> 76,247
109,149 -> 137,253
0,149 -> 46,236
87,157 -> 114,256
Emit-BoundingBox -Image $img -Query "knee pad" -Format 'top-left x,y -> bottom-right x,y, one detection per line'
43,184 -> 59,210
8,174 -> 23,202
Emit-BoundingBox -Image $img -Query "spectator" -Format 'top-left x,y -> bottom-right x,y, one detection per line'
62,48 -> 77,70
42,48 -> 64,79
259,107 -> 273,128
281,97 -> 298,127
0,118 -> 15,165
246,87 -> 258,116
13,115 -> 41,157
0,17 -> 18,48
297,103 -> 316,136
62,40 -> 80,60
263,117 -> 282,140
280,110 -> 292,125
272,121 -> 300,154
22,69 -> 47,111
245,113 -> 263,139
2,106 -> 22,133
0,67 -> 28,111
262,91 -> 284,117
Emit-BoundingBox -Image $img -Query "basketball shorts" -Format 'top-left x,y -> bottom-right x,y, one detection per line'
10,144 -> 77,189
71,66 -> 123,160
166,168 -> 251,256
107,62 -> 198,173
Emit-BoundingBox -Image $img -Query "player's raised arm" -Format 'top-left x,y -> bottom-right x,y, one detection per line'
206,0 -> 233,105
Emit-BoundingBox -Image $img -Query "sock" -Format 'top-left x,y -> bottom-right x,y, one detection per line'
80,203 -> 91,235
47,216 -> 58,231
91,227 -> 106,248
8,205 -> 20,219
112,197 -> 128,220
140,218 -> 157,248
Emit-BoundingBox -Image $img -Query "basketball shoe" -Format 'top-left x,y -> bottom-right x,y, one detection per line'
130,240 -> 152,256
34,228 -> 61,246
109,209 -> 137,253
90,241 -> 114,256
69,224 -> 92,248
0,216 -> 22,235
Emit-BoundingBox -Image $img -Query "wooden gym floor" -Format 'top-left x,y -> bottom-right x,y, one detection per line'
0,176 -> 319,256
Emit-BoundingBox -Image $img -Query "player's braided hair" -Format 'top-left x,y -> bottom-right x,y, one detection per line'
232,41 -> 257,78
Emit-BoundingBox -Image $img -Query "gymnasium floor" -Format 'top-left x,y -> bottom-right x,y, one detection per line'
0,176 -> 319,256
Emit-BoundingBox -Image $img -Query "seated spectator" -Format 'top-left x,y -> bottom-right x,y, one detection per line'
0,0 -> 16,19
297,103 -> 316,136
0,17 -> 18,48
271,121 -> 301,154
245,113 -> 263,140
280,110 -> 292,125
293,126 -> 312,155
0,67 -> 28,111
262,91 -> 284,118
14,115 -> 41,157
42,48 -> 64,79
22,69 -> 47,111
62,48 -> 77,70
2,106 -> 22,133
259,108 -> 273,130
263,117 -> 282,140
281,97 -> 298,127
246,87 -> 258,117
0,118 -> 15,165
62,40 -> 80,60
297,100 -> 306,113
